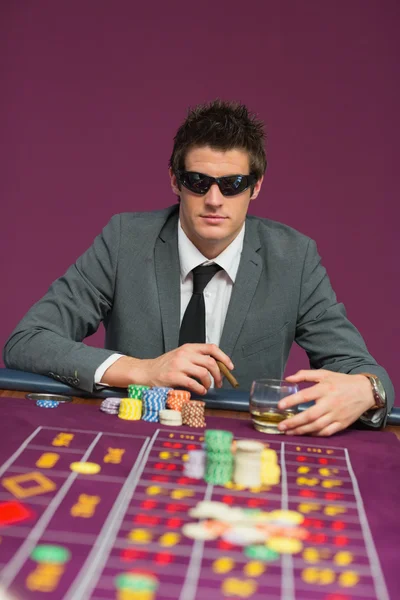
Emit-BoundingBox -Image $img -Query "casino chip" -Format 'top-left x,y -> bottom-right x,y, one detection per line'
70,462 -> 101,475
184,449 -> 206,479
115,571 -> 158,594
182,522 -> 219,541
181,400 -> 206,427
36,400 -> 59,408
127,384 -> 150,400
203,430 -> 234,484
100,397 -> 121,415
142,389 -> 168,422
267,536 -> 303,554
233,439 -> 264,488
159,409 -> 182,426
244,546 -> 280,562
222,525 -> 266,546
189,501 -> 231,520
268,510 -> 304,526
205,430 -> 233,452
31,544 -> 71,564
118,398 -> 142,421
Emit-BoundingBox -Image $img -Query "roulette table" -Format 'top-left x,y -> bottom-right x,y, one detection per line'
0,395 -> 399,599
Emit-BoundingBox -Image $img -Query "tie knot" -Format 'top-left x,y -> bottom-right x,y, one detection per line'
192,264 -> 222,294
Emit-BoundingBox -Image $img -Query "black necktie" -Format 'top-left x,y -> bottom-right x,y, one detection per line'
179,264 -> 222,345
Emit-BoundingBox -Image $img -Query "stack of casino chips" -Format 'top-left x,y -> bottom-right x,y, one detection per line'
118,398 -> 142,421
159,409 -> 182,426
128,384 -> 150,400
204,430 -> 234,485
184,449 -> 206,479
36,399 -> 59,408
166,389 -> 191,411
233,440 -> 264,488
141,389 -> 168,422
181,400 -> 206,427
100,397 -> 122,415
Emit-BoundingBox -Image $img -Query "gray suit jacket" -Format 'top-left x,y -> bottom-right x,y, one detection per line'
4,205 -> 394,424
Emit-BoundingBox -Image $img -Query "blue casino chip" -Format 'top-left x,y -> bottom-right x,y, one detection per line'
142,413 -> 159,422
36,400 -> 60,408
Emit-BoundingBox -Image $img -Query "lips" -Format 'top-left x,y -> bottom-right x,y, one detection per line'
201,215 -> 227,222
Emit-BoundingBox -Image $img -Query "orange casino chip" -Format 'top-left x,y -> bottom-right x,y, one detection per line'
204,520 -> 230,536
168,389 -> 191,399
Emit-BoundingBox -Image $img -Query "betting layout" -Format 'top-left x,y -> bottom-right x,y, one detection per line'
0,409 -> 392,600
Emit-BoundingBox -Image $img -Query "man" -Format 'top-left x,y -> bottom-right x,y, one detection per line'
3,100 -> 394,435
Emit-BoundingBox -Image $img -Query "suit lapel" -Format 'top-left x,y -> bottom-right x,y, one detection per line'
220,219 -> 263,357
154,209 -> 181,352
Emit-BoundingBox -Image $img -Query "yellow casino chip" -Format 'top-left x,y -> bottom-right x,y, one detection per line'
70,462 -> 101,475
267,536 -> 303,554
261,449 -> 278,464
268,510 -> 304,525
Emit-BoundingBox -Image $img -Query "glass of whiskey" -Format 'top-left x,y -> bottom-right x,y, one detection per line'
250,379 -> 299,434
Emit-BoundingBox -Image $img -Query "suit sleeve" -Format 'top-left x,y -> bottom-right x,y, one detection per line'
3,214 -> 122,393
295,239 -> 395,428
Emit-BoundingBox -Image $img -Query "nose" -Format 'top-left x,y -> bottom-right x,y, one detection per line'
204,182 -> 224,207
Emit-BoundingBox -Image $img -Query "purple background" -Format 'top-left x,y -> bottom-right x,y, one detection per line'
1,1 -> 399,403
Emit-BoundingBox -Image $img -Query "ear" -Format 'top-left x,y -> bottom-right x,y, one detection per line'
249,175 -> 264,201
169,167 -> 181,196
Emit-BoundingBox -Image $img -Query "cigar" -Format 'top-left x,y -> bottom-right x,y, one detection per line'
216,360 -> 239,389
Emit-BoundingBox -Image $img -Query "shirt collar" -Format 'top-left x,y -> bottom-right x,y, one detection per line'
178,219 -> 245,283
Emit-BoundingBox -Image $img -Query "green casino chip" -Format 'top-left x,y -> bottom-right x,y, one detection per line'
128,384 -> 150,400
31,544 -> 71,564
206,451 -> 233,464
244,545 -> 280,562
115,572 -> 158,591
205,429 -> 233,452
205,461 -> 233,485
128,385 -> 150,392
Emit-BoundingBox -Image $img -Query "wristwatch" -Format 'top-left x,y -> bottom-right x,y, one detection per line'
359,373 -> 386,412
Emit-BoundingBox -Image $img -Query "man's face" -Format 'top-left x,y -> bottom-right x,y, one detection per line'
169,146 -> 263,259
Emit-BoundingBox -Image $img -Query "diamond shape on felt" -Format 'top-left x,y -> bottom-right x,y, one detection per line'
2,472 -> 56,499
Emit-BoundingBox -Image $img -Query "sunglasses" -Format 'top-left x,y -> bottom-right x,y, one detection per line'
176,170 -> 257,197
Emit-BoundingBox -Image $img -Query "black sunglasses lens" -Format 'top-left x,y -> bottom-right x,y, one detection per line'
219,175 -> 249,196
182,172 -> 211,194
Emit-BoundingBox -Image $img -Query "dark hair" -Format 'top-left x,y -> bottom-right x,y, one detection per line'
169,99 -> 267,181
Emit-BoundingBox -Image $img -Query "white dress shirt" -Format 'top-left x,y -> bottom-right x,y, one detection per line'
94,220 -> 245,385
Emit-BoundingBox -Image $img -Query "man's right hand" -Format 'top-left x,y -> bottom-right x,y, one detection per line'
100,344 -> 234,395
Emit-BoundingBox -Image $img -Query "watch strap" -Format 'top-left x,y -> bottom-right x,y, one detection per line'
358,373 -> 386,412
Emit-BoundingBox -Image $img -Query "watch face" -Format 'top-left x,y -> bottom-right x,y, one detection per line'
376,378 -> 386,401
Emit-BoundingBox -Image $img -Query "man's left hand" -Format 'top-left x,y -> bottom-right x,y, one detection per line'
278,369 -> 376,436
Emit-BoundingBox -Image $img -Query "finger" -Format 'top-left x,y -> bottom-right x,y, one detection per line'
284,413 -> 333,436
195,343 -> 234,370
314,421 -> 343,437
285,369 -> 329,383
190,354 -> 223,388
186,364 -> 213,391
176,374 -> 208,396
278,383 -> 326,410
278,403 -> 329,432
